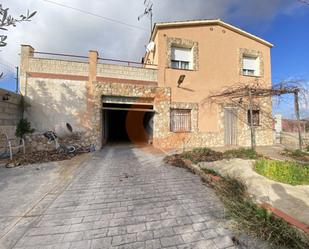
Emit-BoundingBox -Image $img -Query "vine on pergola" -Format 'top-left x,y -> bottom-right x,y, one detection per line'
204,80 -> 308,150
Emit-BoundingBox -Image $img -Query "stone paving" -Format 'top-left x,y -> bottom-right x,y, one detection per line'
2,145 -> 247,249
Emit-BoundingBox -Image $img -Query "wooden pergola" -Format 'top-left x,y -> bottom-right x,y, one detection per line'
208,82 -> 304,150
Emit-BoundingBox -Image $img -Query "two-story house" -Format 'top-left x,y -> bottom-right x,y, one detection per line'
19,19 -> 274,150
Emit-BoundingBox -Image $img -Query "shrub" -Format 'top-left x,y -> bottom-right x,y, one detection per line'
282,149 -> 309,162
179,147 -> 223,163
15,118 -> 34,138
254,159 -> 309,185
223,148 -> 260,160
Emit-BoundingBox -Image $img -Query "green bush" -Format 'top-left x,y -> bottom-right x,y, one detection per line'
15,118 -> 35,138
223,148 -> 260,160
254,159 -> 309,185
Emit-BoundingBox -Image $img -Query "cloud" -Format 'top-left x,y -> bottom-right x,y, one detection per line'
0,0 -> 302,69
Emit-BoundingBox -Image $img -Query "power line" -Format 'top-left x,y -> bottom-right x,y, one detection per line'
41,0 -> 148,31
0,62 -> 16,74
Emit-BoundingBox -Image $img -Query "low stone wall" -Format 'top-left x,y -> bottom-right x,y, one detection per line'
97,63 -> 157,82
279,132 -> 309,148
25,132 -> 92,152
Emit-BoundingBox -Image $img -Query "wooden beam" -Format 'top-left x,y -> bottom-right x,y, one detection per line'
294,91 -> 303,149
248,89 -> 256,150
102,107 -> 155,112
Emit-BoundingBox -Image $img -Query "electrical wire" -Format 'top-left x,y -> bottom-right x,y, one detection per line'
41,0 -> 148,31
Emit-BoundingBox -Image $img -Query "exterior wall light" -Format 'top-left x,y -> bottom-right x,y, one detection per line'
177,75 -> 186,87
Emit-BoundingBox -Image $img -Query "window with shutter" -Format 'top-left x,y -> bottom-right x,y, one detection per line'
170,109 -> 191,132
243,56 -> 259,76
247,109 -> 260,126
171,47 -> 192,70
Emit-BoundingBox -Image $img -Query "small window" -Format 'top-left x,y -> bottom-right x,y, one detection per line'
247,110 -> 260,126
243,56 -> 259,76
170,109 -> 191,132
171,47 -> 192,70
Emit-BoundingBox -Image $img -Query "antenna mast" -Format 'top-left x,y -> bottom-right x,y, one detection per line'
138,0 -> 153,33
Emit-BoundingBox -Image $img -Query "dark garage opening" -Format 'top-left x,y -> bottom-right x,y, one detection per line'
103,103 -> 154,144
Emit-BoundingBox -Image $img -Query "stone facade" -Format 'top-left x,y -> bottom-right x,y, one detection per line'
92,81 -> 171,149
97,63 -> 157,82
20,39 -> 273,151
24,132 -> 88,152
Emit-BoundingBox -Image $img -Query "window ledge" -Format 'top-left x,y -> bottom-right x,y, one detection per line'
169,67 -> 196,72
242,74 -> 261,78
171,131 -> 192,133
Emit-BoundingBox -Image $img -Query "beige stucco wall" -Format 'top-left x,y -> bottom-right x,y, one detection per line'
155,25 -> 271,128
145,23 -> 273,147
24,78 -> 88,133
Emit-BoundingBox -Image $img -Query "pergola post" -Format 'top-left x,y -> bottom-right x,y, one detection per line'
248,88 -> 256,150
294,90 -> 303,150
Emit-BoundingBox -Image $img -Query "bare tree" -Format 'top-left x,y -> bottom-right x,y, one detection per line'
0,4 -> 36,77
204,80 -> 309,150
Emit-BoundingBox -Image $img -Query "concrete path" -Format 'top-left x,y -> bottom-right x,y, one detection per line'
1,145 -> 262,249
0,154 -> 90,249
199,159 -> 309,226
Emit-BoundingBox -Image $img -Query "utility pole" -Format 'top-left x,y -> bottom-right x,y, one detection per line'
294,90 -> 303,150
248,88 -> 256,150
15,66 -> 19,93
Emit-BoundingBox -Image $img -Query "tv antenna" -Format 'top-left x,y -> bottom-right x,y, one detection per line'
138,0 -> 153,33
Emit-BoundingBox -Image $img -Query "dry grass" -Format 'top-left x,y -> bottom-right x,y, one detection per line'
213,176 -> 309,249
5,147 -> 90,167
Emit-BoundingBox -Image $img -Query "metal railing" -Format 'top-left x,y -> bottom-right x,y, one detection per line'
33,51 -> 157,68
98,57 -> 157,68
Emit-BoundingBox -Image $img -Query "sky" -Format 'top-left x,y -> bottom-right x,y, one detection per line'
0,0 -> 309,118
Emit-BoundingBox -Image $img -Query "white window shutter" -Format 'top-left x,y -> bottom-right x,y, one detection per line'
171,47 -> 192,62
243,56 -> 256,70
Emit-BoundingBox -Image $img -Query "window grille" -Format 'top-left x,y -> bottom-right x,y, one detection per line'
170,109 -> 191,132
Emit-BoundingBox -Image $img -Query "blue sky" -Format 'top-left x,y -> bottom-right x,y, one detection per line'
1,0 -> 309,118
229,5 -> 309,118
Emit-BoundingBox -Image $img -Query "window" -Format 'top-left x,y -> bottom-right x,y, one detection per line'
171,47 -> 192,70
170,109 -> 191,132
247,110 -> 260,126
243,56 -> 259,76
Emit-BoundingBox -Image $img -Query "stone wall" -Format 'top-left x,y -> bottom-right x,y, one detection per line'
96,63 -> 157,82
28,58 -> 89,76
25,132 -> 89,152
237,96 -> 274,147
279,132 -> 309,148
91,81 -> 171,149
0,88 -> 21,138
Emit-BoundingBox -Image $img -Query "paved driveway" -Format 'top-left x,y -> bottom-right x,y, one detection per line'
1,145 -> 243,249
